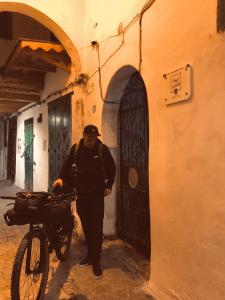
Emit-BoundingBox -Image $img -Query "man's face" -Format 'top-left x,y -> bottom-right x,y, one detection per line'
83,133 -> 98,148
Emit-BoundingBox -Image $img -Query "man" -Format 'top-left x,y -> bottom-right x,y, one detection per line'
53,124 -> 116,279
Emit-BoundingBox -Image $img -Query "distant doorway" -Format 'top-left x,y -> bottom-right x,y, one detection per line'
118,71 -> 150,258
24,118 -> 34,190
48,93 -> 72,190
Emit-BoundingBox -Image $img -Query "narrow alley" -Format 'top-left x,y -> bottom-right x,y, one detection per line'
0,182 -> 153,300
1,1 -> 225,299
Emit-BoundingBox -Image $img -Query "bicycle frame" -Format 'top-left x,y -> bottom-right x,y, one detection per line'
25,224 -> 46,276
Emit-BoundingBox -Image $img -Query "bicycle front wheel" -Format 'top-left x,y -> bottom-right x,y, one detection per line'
11,229 -> 49,300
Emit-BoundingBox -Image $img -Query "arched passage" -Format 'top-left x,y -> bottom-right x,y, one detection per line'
0,2 -> 81,75
102,65 -> 150,258
0,2 -> 81,191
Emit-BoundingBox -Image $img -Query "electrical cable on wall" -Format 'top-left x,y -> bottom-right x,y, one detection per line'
91,0 -> 155,102
96,32 -> 125,104
139,0 -> 156,72
17,0 -> 156,115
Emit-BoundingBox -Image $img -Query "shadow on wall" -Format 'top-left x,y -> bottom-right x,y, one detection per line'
0,148 -> 7,181
102,65 -> 138,148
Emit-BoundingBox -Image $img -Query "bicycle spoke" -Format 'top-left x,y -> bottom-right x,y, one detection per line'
23,275 -> 31,299
19,236 -> 44,299
20,266 -> 30,298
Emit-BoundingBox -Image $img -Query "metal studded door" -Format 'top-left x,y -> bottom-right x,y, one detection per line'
24,118 -> 34,190
48,94 -> 71,190
118,71 -> 150,258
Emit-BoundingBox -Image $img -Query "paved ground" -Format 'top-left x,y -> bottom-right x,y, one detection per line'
0,182 -> 154,300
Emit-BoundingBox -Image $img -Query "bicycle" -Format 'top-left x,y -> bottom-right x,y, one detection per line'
1,190 -> 76,300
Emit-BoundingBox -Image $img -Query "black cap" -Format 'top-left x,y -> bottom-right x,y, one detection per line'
83,124 -> 101,136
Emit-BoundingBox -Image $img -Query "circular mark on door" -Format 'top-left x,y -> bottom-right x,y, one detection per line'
128,167 -> 138,189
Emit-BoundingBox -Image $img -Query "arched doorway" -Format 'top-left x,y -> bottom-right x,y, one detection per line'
102,66 -> 150,258
118,71 -> 150,258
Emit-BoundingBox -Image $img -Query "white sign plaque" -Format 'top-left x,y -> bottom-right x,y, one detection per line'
163,64 -> 191,105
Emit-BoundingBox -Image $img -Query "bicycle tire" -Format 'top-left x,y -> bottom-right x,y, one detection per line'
55,226 -> 72,261
11,229 -> 49,300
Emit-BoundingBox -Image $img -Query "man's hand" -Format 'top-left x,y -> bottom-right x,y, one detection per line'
53,178 -> 63,189
104,188 -> 111,197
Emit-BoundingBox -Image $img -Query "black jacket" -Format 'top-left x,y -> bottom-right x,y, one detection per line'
59,139 -> 116,194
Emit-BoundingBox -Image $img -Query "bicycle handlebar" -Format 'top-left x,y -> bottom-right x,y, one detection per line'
0,191 -> 76,202
51,191 -> 76,201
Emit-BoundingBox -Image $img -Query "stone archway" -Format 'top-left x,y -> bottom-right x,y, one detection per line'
102,65 -> 150,258
0,2 -> 81,75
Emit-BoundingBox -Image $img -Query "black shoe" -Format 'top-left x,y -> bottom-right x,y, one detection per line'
93,264 -> 103,279
78,256 -> 90,268
48,244 -> 54,254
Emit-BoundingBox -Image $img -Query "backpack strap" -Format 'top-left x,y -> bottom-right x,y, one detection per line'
71,143 -> 79,163
98,143 -> 106,180
98,143 -> 103,160
74,143 -> 79,157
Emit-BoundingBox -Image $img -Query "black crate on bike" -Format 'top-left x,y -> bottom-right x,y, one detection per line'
4,208 -> 39,226
4,192 -> 73,226
42,199 -> 72,224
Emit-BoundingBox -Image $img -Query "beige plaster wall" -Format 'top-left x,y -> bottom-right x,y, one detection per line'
81,0 -> 225,299
142,1 -> 225,299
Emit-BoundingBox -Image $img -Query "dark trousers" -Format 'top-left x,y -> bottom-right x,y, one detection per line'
76,191 -> 104,265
